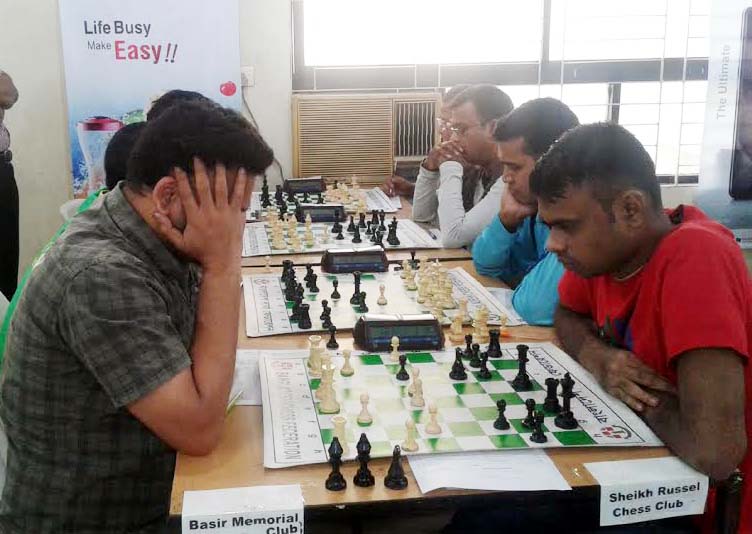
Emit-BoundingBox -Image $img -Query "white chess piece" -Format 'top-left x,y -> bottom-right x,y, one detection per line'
264,255 -> 272,273
407,367 -> 421,396
340,349 -> 354,377
459,298 -> 470,323
308,335 -> 323,376
449,313 -> 464,343
402,419 -> 419,452
410,377 -> 425,408
390,336 -> 400,363
318,377 -> 340,414
357,393 -> 373,425
331,415 -> 349,455
377,283 -> 387,306
400,260 -> 409,279
424,402 -> 442,435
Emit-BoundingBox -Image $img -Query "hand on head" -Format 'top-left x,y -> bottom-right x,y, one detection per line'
499,184 -> 537,232
424,140 -> 468,171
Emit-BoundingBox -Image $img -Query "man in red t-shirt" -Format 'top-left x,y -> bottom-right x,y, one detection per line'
530,123 -> 751,532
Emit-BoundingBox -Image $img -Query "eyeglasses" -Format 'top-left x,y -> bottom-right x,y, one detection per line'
447,119 -> 497,138
436,118 -> 451,130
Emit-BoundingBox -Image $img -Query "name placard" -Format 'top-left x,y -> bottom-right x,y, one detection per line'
585,457 -> 708,527
182,485 -> 304,534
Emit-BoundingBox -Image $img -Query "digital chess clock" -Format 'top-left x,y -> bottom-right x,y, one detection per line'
294,203 -> 347,223
284,177 -> 325,194
320,247 -> 389,273
354,313 -> 444,352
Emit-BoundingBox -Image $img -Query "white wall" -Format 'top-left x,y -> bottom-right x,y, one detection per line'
0,0 -> 293,279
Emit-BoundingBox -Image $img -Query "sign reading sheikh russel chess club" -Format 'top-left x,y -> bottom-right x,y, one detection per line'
58,0 -> 241,199
182,485 -> 304,534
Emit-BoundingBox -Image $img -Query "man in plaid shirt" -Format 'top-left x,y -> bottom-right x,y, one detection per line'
0,101 -> 273,532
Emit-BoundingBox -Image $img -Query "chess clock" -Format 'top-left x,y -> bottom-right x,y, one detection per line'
294,203 -> 347,223
284,177 -> 325,194
353,313 -> 444,352
320,247 -> 389,273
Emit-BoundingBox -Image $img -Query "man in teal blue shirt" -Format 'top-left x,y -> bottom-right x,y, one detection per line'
472,98 -> 579,325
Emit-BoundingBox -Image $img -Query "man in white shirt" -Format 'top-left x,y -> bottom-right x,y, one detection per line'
412,84 -> 512,248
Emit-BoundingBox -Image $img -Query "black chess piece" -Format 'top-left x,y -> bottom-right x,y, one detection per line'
354,433 -> 375,487
304,264 -> 314,284
290,297 -> 302,323
530,411 -> 548,443
286,190 -> 296,204
522,398 -> 536,428
378,210 -> 386,232
544,378 -> 561,413
374,231 -> 384,248
260,175 -> 271,208
555,373 -> 578,429
350,272 -> 362,305
358,291 -> 368,313
320,300 -> 330,320
297,304 -> 312,330
347,215 -> 356,233
487,330 -> 502,358
365,221 -> 373,236
321,309 -> 333,330
409,250 -> 417,270
468,343 -> 482,368
395,354 -> 410,381
317,192 -> 324,204
335,228 -> 345,240
331,279 -> 341,300
384,446 -> 408,490
478,352 -> 492,379
302,192 -> 310,203
352,225 -> 362,244
493,399 -> 510,430
331,211 -> 342,234
309,273 -> 319,293
326,325 -> 339,349
325,437 -> 347,491
358,212 -> 367,228
449,347 -> 468,381
275,184 -> 284,204
371,210 -> 379,228
511,344 -> 533,391
386,225 -> 400,246
463,334 -> 474,359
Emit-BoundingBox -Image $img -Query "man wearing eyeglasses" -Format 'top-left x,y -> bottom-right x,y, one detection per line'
412,84 -> 513,248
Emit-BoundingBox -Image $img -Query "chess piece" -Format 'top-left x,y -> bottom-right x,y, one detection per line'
335,228 -> 344,240
331,415 -> 349,456
308,273 -> 319,293
347,215 -> 356,233
530,411 -> 547,443
318,377 -> 340,414
386,220 -> 400,246
468,343 -> 482,368
458,298 -> 470,323
307,335 -> 323,376
358,212 -> 367,228
357,393 -> 373,425
463,334 -> 473,359
407,367 -> 421,396
297,304 -> 312,330
358,291 -> 369,313
487,329 -> 502,358
449,313 -> 464,343
326,325 -> 339,349
325,437 -> 346,491
340,349 -> 354,377
511,344 -> 533,391
522,398 -> 536,428
350,271 -> 362,305
544,378 -> 561,413
352,225 -> 362,244
493,399 -> 510,430
395,354 -> 410,381
353,434 -> 375,487
384,446 -> 408,490
410,377 -> 425,408
425,403 -> 442,435
264,255 -> 272,273
402,419 -> 419,452
377,284 -> 387,305
449,347 -> 468,381
331,279 -> 341,300
477,352 -> 492,379
390,336 -> 400,362
555,373 -> 578,430
320,300 -> 330,321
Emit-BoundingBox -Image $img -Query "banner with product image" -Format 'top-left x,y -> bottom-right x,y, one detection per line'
59,0 -> 241,198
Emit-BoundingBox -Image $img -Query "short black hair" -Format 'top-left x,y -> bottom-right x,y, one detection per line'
493,98 -> 579,157
530,122 -> 663,211
146,89 -> 212,121
104,122 -> 146,190
127,101 -> 274,189
449,84 -> 514,124
443,84 -> 471,106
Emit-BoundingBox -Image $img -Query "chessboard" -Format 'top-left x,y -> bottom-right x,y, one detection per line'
259,341 -> 662,468
247,186 -> 401,221
242,218 -> 438,257
242,262 -> 523,337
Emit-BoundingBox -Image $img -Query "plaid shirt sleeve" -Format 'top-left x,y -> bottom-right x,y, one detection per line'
58,259 -> 192,408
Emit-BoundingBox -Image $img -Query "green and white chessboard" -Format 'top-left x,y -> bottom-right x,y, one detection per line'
242,218 -> 437,257
259,342 -> 662,468
242,265 -> 523,337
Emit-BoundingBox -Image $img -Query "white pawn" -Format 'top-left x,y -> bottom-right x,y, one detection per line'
308,335 -> 323,376
377,283 -> 388,306
402,419 -> 419,452
407,367 -> 421,396
390,336 -> 400,363
331,415 -> 349,456
264,255 -> 272,273
425,402 -> 442,435
357,393 -> 373,426
410,377 -> 425,408
340,349 -> 354,377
